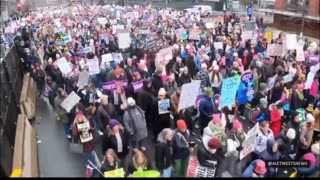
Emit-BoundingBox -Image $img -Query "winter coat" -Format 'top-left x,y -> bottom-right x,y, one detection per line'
227,130 -> 247,155
123,105 -> 148,141
172,129 -> 191,160
299,124 -> 314,150
276,134 -> 295,160
100,160 -> 123,177
269,104 -> 282,138
197,142 -> 224,169
249,106 -> 269,124
196,70 -> 210,89
297,164 -> 320,177
137,81 -> 156,113
127,159 -> 153,175
237,80 -> 255,105
291,90 -> 306,110
254,128 -> 274,154
151,75 -> 164,95
177,74 -> 192,87
96,104 -> 117,129
83,90 -> 100,107
54,95 -> 69,123
185,56 -> 197,77
170,91 -> 180,113
155,142 -> 173,171
124,65 -> 137,83
271,83 -> 284,103
250,91 -> 267,108
199,96 -> 214,124
150,98 -> 171,135
259,139 -> 280,161
164,80 -> 178,97
202,121 -> 227,150
101,129 -> 129,159
72,118 -> 95,153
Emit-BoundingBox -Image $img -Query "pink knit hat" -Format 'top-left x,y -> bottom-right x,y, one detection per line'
233,119 -> 243,130
303,153 -> 316,166
212,114 -> 221,125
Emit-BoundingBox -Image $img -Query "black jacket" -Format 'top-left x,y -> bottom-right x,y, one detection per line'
154,142 -> 173,170
100,160 -> 123,177
197,143 -> 224,168
151,75 -> 164,95
101,130 -> 129,159
127,159 -> 153,175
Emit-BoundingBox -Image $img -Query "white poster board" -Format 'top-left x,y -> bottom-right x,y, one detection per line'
304,71 -> 315,90
87,58 -> 100,75
101,53 -> 113,69
57,57 -> 72,74
178,81 -> 201,110
117,30 -> 131,49
296,46 -> 305,61
97,17 -> 108,25
186,156 -> 216,177
77,71 -> 90,88
214,42 -> 223,50
272,30 -> 281,40
77,121 -> 93,143
60,91 -> 81,113
240,123 -> 259,160
285,34 -> 297,50
241,31 -> 253,41
112,25 -> 124,34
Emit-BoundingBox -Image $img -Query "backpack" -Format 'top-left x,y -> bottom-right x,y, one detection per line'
246,107 -> 260,122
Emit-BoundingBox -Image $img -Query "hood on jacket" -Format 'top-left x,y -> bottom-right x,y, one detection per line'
142,79 -> 151,90
202,121 -> 226,150
266,139 -> 277,155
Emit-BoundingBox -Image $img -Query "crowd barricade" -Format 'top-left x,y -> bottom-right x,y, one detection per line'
19,73 -> 37,120
11,114 -> 39,177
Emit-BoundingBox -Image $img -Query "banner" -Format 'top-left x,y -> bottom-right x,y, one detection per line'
158,99 -> 170,114
267,44 -> 282,57
60,91 -> 81,113
87,58 -> 100,75
304,71 -> 315,90
189,29 -> 201,40
101,80 -> 128,90
82,47 -> 91,54
240,123 -> 259,160
77,71 -> 90,88
178,81 -> 201,110
296,46 -> 305,61
63,35 -> 72,43
285,34 -> 297,50
219,76 -> 240,108
132,80 -> 144,93
77,121 -> 93,143
57,57 -> 72,74
117,29 -> 131,49
101,53 -> 113,69
186,156 -> 216,177
104,168 -> 125,177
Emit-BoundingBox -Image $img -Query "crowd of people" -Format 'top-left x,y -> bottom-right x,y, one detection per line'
2,3 -> 319,178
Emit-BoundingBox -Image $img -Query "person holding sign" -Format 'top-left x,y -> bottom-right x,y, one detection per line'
199,88 -> 214,136
100,148 -> 124,177
150,88 -> 171,141
127,149 -> 153,176
197,137 -> 224,170
155,128 -> 174,177
54,88 -> 71,139
72,111 -> 98,177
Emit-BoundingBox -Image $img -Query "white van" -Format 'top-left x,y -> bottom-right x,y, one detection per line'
192,5 -> 212,17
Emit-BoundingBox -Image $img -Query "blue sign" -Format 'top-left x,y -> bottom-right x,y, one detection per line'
247,7 -> 253,16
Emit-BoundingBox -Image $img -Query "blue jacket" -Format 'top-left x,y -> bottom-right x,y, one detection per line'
297,164 -> 319,177
194,56 -> 201,71
237,80 -> 254,105
181,50 -> 187,59
254,44 -> 265,54
199,96 -> 214,120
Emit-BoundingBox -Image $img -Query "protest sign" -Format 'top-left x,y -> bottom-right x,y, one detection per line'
272,30 -> 281,40
77,121 -> 93,143
297,39 -> 305,47
267,75 -> 277,89
219,76 -> 240,108
240,123 -> 259,160
241,31 -> 253,41
214,42 -> 223,50
112,53 -> 124,63
57,57 -> 72,74
132,170 -> 160,177
251,33 -> 258,45
87,58 -> 100,75
56,39 -> 64,46
267,44 -> 282,57
189,29 -> 201,40
241,71 -> 254,84
296,46 -> 305,61
186,156 -> 216,177
97,17 -> 108,25
205,23 -> 214,29
104,168 -> 125,178
178,81 -> 201,110
132,80 -> 144,93
112,25 -> 124,33
63,35 -> 72,43
285,34 -> 297,50
304,71 -> 315,90
82,47 -> 91,54
117,29 -> 131,49
77,71 -> 90,88
283,74 -> 293,83
101,53 -> 113,69
139,29 -> 151,35
156,46 -> 173,68
60,91 -> 81,113
142,37 -> 157,51
158,99 -> 170,114
101,80 -> 128,91
309,55 -> 320,64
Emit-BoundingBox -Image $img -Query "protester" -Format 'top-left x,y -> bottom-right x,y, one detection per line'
297,114 -> 315,159
277,128 -> 296,160
254,121 -> 274,156
54,88 -> 71,138
197,137 -> 224,170
155,128 -> 174,177
127,149 -> 153,176
100,148 -> 124,177
297,153 -> 319,177
243,159 -> 267,177
199,87 -> 214,135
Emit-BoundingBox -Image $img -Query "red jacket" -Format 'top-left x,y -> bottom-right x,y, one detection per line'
72,119 -> 95,153
270,105 -> 282,138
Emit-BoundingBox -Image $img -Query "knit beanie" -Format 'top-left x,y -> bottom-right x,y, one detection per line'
311,143 -> 320,155
204,87 -> 213,97
109,119 -> 119,129
259,98 -> 268,106
212,114 -> 221,125
177,119 -> 187,130
303,153 -> 316,166
286,128 -> 296,140
127,97 -> 136,106
208,137 -> 221,149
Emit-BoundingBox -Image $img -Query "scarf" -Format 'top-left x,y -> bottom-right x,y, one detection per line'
113,91 -> 127,106
283,87 -> 292,99
295,89 -> 304,100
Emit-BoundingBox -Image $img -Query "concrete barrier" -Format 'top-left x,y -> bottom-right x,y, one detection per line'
11,114 -> 39,177
19,73 -> 37,120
